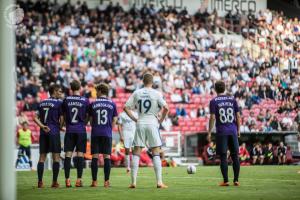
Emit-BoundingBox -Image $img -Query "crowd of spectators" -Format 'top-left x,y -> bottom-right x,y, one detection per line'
15,0 -> 300,132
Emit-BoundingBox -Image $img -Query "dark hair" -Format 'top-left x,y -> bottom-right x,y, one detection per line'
95,83 -> 109,96
49,84 -> 61,95
214,81 -> 226,94
143,73 -> 153,85
70,80 -> 81,91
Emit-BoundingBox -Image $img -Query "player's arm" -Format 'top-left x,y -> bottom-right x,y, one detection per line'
207,113 -> 215,142
124,92 -> 138,122
157,93 -> 169,124
117,119 -> 124,143
158,104 -> 169,124
33,112 -> 50,133
236,112 -> 241,137
60,115 -> 65,132
124,107 -> 138,122
234,100 -> 241,137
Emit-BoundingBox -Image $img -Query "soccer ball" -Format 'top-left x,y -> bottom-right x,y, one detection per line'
187,165 -> 197,174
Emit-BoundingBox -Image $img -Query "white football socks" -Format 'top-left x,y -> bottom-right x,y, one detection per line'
131,155 -> 140,185
153,155 -> 162,185
125,155 -> 130,169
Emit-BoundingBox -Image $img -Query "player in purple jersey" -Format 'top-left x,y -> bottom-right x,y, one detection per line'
88,83 -> 118,188
33,84 -> 63,188
207,81 -> 241,187
62,80 -> 89,188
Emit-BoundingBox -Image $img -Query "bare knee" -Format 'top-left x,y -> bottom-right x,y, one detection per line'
39,154 -> 47,162
65,151 -> 72,158
52,153 -> 60,162
77,152 -> 84,157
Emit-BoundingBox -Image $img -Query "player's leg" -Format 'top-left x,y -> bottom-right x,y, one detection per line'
37,153 -> 47,188
130,146 -> 142,188
216,135 -> 229,186
25,146 -> 32,169
129,124 -> 144,188
64,133 -> 75,187
101,136 -> 112,188
103,154 -> 111,187
15,146 -> 23,168
90,136 -> 99,187
148,126 -> 167,188
228,135 -> 240,185
52,153 -> 61,187
37,134 -> 48,188
50,134 -> 61,188
125,147 -> 131,173
124,132 -> 134,173
75,133 -> 87,187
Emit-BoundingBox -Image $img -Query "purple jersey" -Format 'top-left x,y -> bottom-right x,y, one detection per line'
38,98 -> 63,135
62,95 -> 90,134
209,95 -> 239,135
89,97 -> 118,137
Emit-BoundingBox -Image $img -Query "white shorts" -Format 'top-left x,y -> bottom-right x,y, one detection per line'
133,124 -> 162,148
123,130 -> 135,149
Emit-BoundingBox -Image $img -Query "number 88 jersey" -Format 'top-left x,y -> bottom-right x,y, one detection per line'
209,95 -> 239,135
125,88 -> 167,126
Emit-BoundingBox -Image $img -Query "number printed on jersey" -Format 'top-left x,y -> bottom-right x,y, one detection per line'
138,99 -> 152,113
219,107 -> 235,123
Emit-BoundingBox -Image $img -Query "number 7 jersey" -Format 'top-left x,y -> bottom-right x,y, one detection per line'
125,88 -> 167,126
209,95 -> 239,135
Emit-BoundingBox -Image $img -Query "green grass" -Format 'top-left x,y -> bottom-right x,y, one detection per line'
17,166 -> 300,200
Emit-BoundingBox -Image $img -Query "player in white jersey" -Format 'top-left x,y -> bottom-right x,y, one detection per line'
124,73 -> 169,189
117,111 -> 138,173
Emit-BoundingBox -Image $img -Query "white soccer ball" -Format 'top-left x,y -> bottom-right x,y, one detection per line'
187,165 -> 197,174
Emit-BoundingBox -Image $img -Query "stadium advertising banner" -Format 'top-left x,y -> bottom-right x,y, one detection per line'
95,0 -> 267,15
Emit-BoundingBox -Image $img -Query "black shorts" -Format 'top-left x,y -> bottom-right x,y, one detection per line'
18,145 -> 31,158
91,136 -> 112,155
39,133 -> 61,154
64,133 -> 87,153
216,134 -> 239,155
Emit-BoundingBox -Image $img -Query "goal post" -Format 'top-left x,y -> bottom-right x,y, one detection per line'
0,0 -> 16,199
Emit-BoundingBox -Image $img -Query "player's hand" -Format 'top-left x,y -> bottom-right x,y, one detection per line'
207,132 -> 211,142
60,127 -> 66,132
120,136 -> 124,143
158,118 -> 164,124
42,126 -> 50,133
238,131 -> 241,138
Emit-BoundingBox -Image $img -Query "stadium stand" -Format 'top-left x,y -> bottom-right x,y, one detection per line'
15,1 -> 299,144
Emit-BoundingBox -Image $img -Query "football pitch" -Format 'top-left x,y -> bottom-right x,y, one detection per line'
17,166 -> 300,200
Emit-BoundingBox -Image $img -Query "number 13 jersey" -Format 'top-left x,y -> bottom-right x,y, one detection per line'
89,97 -> 118,137
125,88 -> 167,126
209,95 -> 239,136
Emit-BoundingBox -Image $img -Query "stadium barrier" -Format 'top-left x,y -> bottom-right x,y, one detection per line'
183,131 -> 299,157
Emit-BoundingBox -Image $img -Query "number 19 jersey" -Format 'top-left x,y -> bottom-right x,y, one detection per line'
125,88 -> 167,126
209,95 -> 239,135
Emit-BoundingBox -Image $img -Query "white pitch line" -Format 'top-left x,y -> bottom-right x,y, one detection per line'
112,175 -> 300,182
